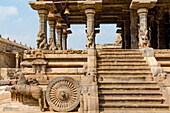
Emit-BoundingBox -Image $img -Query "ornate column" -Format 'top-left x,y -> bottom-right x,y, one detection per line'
62,29 -> 68,50
56,23 -> 63,50
137,8 -> 149,48
48,12 -> 57,50
16,52 -> 20,68
130,10 -> 138,49
29,1 -> 56,50
85,9 -> 95,49
37,10 -> 48,50
130,0 -> 157,48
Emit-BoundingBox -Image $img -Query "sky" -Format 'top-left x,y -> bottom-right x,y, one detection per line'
0,0 -> 117,50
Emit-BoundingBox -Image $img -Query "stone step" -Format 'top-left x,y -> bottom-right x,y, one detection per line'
162,67 -> 170,72
98,71 -> 152,76
99,104 -> 169,110
97,68 -> 150,71
98,52 -> 141,55
98,55 -> 142,58
98,81 -> 157,87
98,81 -> 156,83
98,86 -> 160,90
157,61 -> 170,66
155,54 -> 170,58
97,59 -> 145,62
98,65 -> 149,69
99,93 -> 162,98
98,56 -> 144,60
98,76 -> 153,81
99,90 -> 162,96
97,49 -> 140,52
100,110 -> 170,113
98,63 -> 148,66
99,97 -> 164,104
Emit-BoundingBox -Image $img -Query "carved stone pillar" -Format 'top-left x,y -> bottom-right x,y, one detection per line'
130,10 -> 138,49
56,28 -> 63,50
37,10 -> 48,49
62,30 -> 67,50
137,8 -> 149,48
85,9 -> 95,49
48,20 -> 57,50
16,52 -> 20,68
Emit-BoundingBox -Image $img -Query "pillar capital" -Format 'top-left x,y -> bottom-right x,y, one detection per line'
137,8 -> 148,15
78,1 -> 102,12
130,0 -> 157,9
85,9 -> 96,14
29,1 -> 56,11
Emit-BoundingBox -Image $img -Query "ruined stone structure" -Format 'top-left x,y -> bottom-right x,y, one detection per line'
1,0 -> 170,113
0,35 -> 30,80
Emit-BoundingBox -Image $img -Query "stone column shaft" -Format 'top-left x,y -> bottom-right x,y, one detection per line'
62,33 -> 67,50
56,28 -> 63,50
130,10 -> 138,49
38,10 -> 48,43
49,20 -> 56,44
137,8 -> 149,48
85,9 -> 95,49
16,53 -> 19,68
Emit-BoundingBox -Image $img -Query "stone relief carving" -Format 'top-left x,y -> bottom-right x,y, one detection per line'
37,31 -> 47,50
24,50 -> 87,55
46,76 -> 80,112
81,70 -> 97,113
139,29 -> 150,48
86,31 -> 94,48
48,37 -> 57,51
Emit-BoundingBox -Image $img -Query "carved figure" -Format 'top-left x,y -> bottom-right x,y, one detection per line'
37,31 -> 47,50
81,70 -> 97,113
86,31 -> 94,48
139,30 -> 150,48
48,38 -> 57,50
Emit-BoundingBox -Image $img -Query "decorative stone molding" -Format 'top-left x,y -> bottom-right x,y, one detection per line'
24,50 -> 87,55
46,76 -> 80,112
32,59 -> 47,75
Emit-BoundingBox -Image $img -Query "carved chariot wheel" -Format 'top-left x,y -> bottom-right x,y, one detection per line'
46,77 -> 80,112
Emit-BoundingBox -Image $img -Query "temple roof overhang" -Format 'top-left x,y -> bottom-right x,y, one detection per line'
30,0 -> 170,27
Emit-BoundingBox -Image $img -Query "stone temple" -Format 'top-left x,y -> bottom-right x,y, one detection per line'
0,0 -> 170,113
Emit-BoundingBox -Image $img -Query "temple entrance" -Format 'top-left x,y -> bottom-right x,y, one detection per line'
96,24 -> 117,45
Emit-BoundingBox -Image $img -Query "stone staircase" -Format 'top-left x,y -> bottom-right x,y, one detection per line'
155,49 -> 170,75
97,49 -> 170,113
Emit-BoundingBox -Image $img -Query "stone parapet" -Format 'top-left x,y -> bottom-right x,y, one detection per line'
0,37 -> 29,52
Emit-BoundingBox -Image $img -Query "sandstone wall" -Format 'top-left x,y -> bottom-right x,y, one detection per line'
0,52 -> 16,68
